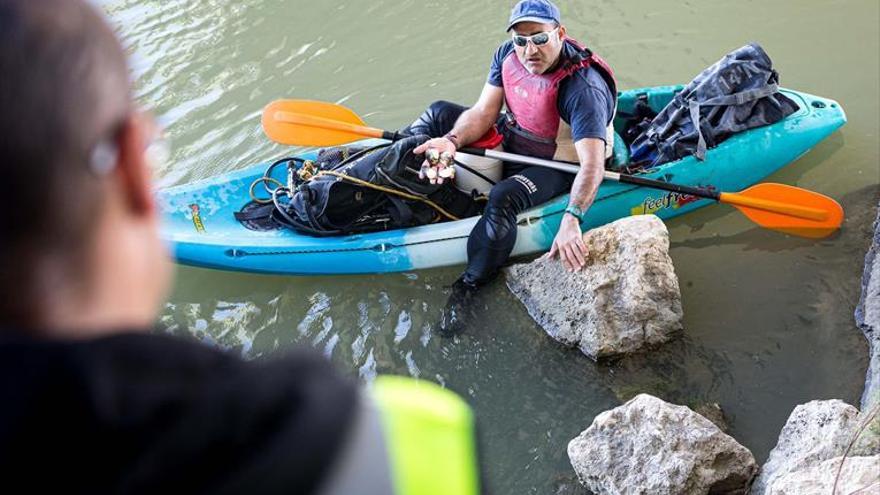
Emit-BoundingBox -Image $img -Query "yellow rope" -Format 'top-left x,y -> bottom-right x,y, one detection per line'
317,170 -> 460,221
297,160 -> 318,181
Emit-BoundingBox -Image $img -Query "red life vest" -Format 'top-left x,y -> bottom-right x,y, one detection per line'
501,38 -> 617,161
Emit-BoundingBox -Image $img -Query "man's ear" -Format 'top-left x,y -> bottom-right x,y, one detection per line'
558,25 -> 566,41
114,114 -> 155,216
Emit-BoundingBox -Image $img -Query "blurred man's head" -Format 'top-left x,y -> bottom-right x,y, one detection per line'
0,0 -> 171,335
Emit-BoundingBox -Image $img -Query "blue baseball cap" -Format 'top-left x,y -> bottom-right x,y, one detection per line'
506,0 -> 561,32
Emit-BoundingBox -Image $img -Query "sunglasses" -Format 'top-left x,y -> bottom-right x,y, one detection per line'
511,27 -> 559,47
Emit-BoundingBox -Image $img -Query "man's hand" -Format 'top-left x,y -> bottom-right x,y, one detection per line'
414,137 -> 457,185
548,214 -> 588,271
548,137 -> 604,271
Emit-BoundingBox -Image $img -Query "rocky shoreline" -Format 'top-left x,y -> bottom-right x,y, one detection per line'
507,211 -> 880,494
855,203 -> 880,413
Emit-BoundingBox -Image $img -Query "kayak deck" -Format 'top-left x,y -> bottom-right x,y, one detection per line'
158,86 -> 846,275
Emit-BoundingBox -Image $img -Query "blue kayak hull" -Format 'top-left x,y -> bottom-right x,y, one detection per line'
158,86 -> 846,275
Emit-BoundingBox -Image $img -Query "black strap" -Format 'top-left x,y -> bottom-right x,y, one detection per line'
615,93 -> 653,120
385,196 -> 413,226
329,143 -> 393,172
234,203 -> 276,222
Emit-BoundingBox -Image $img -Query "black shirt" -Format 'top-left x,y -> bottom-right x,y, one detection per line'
0,331 -> 358,494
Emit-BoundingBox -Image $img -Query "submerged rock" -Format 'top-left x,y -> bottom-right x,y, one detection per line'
750,399 -> 879,494
692,402 -> 729,433
506,215 -> 683,360
856,201 -> 880,412
568,394 -> 756,495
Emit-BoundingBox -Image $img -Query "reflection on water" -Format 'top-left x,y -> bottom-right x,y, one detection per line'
104,0 -> 878,492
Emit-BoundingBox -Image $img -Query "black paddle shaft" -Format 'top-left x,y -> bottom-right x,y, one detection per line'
616,173 -> 722,201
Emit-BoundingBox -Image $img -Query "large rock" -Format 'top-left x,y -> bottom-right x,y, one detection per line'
506,215 -> 683,360
765,455 -> 880,494
751,400 -> 869,494
856,202 -> 880,412
568,394 -> 756,495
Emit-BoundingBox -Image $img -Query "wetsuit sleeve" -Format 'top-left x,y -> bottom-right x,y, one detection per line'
487,41 -> 515,87
558,67 -> 614,143
0,332 -> 360,495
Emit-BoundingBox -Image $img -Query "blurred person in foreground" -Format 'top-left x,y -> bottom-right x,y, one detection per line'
0,1 -> 480,494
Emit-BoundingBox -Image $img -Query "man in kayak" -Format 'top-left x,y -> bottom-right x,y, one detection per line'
407,0 -> 617,333
0,1 -> 481,493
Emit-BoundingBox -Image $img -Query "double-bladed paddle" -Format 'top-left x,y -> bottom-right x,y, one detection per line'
261,99 -> 844,239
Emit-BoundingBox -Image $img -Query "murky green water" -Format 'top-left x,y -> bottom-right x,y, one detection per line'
101,0 -> 879,492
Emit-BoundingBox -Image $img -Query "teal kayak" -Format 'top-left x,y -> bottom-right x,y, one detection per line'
158,85 -> 846,275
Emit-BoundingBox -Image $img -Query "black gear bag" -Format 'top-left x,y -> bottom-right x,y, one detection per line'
236,135 -> 481,236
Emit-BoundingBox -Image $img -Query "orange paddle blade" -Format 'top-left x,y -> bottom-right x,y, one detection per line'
719,183 -> 844,238
262,99 -> 383,146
